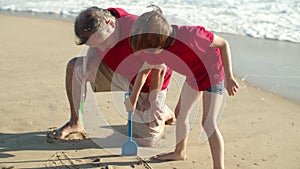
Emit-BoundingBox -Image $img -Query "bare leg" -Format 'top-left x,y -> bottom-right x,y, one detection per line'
48,57 -> 85,139
155,83 -> 201,160
48,47 -> 103,139
202,91 -> 225,169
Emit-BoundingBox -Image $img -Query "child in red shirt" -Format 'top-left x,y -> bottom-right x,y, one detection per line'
126,5 -> 239,168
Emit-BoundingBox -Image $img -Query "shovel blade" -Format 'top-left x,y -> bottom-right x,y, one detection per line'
122,141 -> 138,156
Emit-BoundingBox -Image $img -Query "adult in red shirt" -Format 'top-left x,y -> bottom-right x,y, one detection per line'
48,7 -> 174,146
127,5 -> 239,168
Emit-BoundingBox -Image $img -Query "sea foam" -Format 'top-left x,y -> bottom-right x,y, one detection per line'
0,0 -> 299,43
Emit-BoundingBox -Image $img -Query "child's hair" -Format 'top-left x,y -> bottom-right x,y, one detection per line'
74,6 -> 114,45
130,5 -> 175,52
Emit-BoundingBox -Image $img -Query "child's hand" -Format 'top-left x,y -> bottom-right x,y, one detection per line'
124,96 -> 135,113
225,77 -> 239,96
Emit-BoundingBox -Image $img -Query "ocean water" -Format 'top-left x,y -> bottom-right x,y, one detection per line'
0,0 -> 299,102
1,0 -> 299,43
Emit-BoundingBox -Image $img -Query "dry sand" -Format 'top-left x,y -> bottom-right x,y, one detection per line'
0,14 -> 299,169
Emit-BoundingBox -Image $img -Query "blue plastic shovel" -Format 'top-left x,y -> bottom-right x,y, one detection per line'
121,92 -> 138,156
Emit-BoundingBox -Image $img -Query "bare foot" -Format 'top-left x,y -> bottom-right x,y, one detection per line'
165,118 -> 175,125
47,121 -> 84,139
153,151 -> 187,161
164,106 -> 176,125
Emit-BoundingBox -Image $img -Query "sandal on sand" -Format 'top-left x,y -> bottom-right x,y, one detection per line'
46,122 -> 72,139
47,122 -> 87,140
165,118 -> 175,125
47,129 -> 63,139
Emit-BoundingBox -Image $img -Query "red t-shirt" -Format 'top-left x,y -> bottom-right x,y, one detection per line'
97,8 -> 172,92
143,25 -> 224,91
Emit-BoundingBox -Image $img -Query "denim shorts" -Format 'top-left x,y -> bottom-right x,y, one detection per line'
205,81 -> 225,95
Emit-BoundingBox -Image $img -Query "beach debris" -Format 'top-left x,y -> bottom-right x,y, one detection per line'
101,166 -> 113,169
91,158 -> 102,167
0,166 -> 16,169
48,126 -> 57,130
253,162 -> 259,166
92,158 -> 102,163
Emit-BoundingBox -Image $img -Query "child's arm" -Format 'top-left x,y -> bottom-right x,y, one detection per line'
211,34 -> 239,96
124,66 -> 152,113
142,64 -> 166,111
124,63 -> 166,127
142,65 -> 166,126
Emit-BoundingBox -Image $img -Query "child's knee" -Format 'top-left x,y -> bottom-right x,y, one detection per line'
201,119 -> 218,133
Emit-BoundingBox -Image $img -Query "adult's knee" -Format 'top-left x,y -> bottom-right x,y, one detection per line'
66,57 -> 80,74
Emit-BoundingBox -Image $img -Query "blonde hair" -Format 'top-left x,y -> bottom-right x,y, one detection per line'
130,5 -> 175,52
74,6 -> 114,45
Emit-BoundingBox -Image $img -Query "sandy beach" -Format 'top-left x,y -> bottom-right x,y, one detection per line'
0,14 -> 299,169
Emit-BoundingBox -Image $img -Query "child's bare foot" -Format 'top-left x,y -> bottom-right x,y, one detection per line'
164,106 -> 176,125
47,121 -> 84,139
153,151 -> 187,161
165,118 -> 175,125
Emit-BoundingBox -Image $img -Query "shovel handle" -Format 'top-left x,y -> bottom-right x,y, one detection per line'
125,92 -> 133,141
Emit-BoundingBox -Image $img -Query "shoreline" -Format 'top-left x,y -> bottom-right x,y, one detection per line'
218,33 -> 300,104
0,10 -> 76,22
0,14 -> 299,169
2,9 -> 300,44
